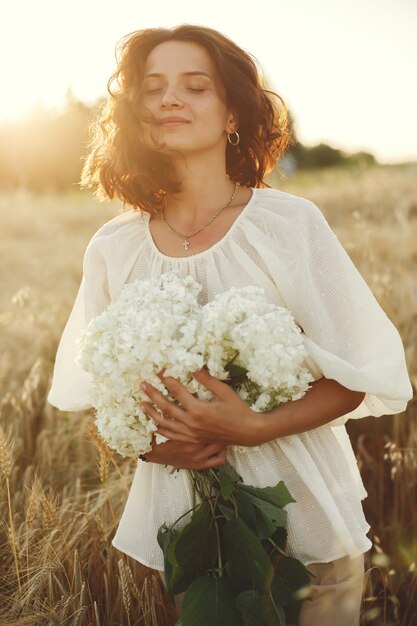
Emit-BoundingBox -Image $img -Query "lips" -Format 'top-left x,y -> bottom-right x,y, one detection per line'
158,117 -> 189,125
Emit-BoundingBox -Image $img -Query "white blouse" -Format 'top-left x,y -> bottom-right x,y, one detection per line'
47,187 -> 413,569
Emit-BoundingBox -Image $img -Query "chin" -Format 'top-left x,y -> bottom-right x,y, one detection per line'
157,139 -> 203,155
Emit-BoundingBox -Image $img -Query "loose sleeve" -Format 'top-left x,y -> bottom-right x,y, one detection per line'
284,201 -> 413,425
47,238 -> 110,412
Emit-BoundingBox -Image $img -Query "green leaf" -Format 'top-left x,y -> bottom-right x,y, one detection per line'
225,361 -> 248,384
235,590 -> 267,626
221,518 -> 274,591
166,532 -> 181,568
217,459 -> 243,483
157,523 -> 180,604
249,495 -> 287,537
218,470 -> 235,500
270,555 -> 313,608
219,502 -> 236,521
214,460 -> 243,500
170,501 -> 218,593
235,490 -> 287,539
237,481 -> 296,509
235,589 -> 286,626
234,490 -> 258,531
180,575 -> 242,626
157,522 -> 177,554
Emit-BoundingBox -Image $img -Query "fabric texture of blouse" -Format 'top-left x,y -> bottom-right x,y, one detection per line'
47,187 -> 413,569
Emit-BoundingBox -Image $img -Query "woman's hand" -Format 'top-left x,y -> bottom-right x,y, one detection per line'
143,436 -> 228,470
139,368 -> 263,447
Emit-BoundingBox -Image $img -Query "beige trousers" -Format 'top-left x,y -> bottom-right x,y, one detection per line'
294,553 -> 365,626
158,552 -> 365,625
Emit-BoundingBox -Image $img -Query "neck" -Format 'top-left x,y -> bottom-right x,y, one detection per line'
162,151 -> 238,229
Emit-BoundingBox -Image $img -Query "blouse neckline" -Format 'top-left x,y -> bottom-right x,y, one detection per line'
142,187 -> 258,262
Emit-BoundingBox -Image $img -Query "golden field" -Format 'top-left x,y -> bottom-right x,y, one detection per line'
0,162 -> 416,625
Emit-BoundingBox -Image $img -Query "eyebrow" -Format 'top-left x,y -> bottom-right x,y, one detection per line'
144,71 -> 213,79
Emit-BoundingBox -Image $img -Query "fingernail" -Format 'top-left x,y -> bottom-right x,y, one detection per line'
140,383 -> 147,391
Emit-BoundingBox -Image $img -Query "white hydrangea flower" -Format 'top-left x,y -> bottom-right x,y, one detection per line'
76,271 -> 207,457
76,271 -> 314,459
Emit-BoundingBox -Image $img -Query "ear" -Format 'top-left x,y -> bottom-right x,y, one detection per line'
226,109 -> 239,133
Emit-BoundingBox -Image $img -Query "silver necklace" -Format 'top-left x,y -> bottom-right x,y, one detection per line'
161,182 -> 239,251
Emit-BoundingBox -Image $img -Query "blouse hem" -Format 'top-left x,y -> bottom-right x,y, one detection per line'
111,534 -> 372,572
111,539 -> 165,571
301,539 -> 372,567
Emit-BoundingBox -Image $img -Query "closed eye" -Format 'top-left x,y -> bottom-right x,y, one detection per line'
145,87 -> 206,94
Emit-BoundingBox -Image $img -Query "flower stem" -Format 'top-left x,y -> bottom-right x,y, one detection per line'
267,537 -> 287,556
168,502 -> 202,530
189,469 -> 225,577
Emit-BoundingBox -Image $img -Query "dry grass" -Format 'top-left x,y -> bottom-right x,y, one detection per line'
0,161 -> 416,624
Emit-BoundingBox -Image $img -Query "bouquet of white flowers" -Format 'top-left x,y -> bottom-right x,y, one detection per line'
76,270 -> 313,457
76,270 -> 315,624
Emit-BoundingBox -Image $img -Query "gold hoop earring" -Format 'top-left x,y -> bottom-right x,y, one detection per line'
227,131 -> 240,146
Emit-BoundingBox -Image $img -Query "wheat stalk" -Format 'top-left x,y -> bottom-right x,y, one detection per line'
124,561 -> 141,601
85,422 -> 118,524
93,599 -> 101,626
118,559 -> 132,625
39,491 -> 60,534
0,423 -> 21,593
0,422 -> 11,480
84,421 -> 131,495
73,580 -> 87,626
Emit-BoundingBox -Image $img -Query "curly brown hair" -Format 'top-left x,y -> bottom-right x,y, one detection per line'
80,24 -> 295,214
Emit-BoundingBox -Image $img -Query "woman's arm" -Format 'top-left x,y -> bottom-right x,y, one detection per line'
142,437 -> 228,470
256,378 -> 366,443
140,370 -> 366,448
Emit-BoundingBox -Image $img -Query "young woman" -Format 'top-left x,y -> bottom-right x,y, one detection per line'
47,24 -> 413,625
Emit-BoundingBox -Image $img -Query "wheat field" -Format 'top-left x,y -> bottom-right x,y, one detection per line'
0,162 -> 416,625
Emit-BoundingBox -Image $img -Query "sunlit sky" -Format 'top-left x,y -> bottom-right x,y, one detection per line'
1,0 -> 416,163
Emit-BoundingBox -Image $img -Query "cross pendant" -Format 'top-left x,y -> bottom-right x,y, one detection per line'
182,239 -> 190,250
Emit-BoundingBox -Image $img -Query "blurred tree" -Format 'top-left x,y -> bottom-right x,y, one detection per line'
0,90 -> 96,193
278,108 -> 377,173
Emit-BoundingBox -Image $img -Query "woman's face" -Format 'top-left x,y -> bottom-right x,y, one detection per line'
139,40 -> 236,156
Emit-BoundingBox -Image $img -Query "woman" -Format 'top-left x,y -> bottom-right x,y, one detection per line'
47,24 -> 413,625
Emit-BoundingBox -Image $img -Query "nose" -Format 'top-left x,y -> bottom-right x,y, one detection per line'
160,85 -> 182,109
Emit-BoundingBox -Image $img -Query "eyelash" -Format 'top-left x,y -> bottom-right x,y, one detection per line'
145,88 -> 205,94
